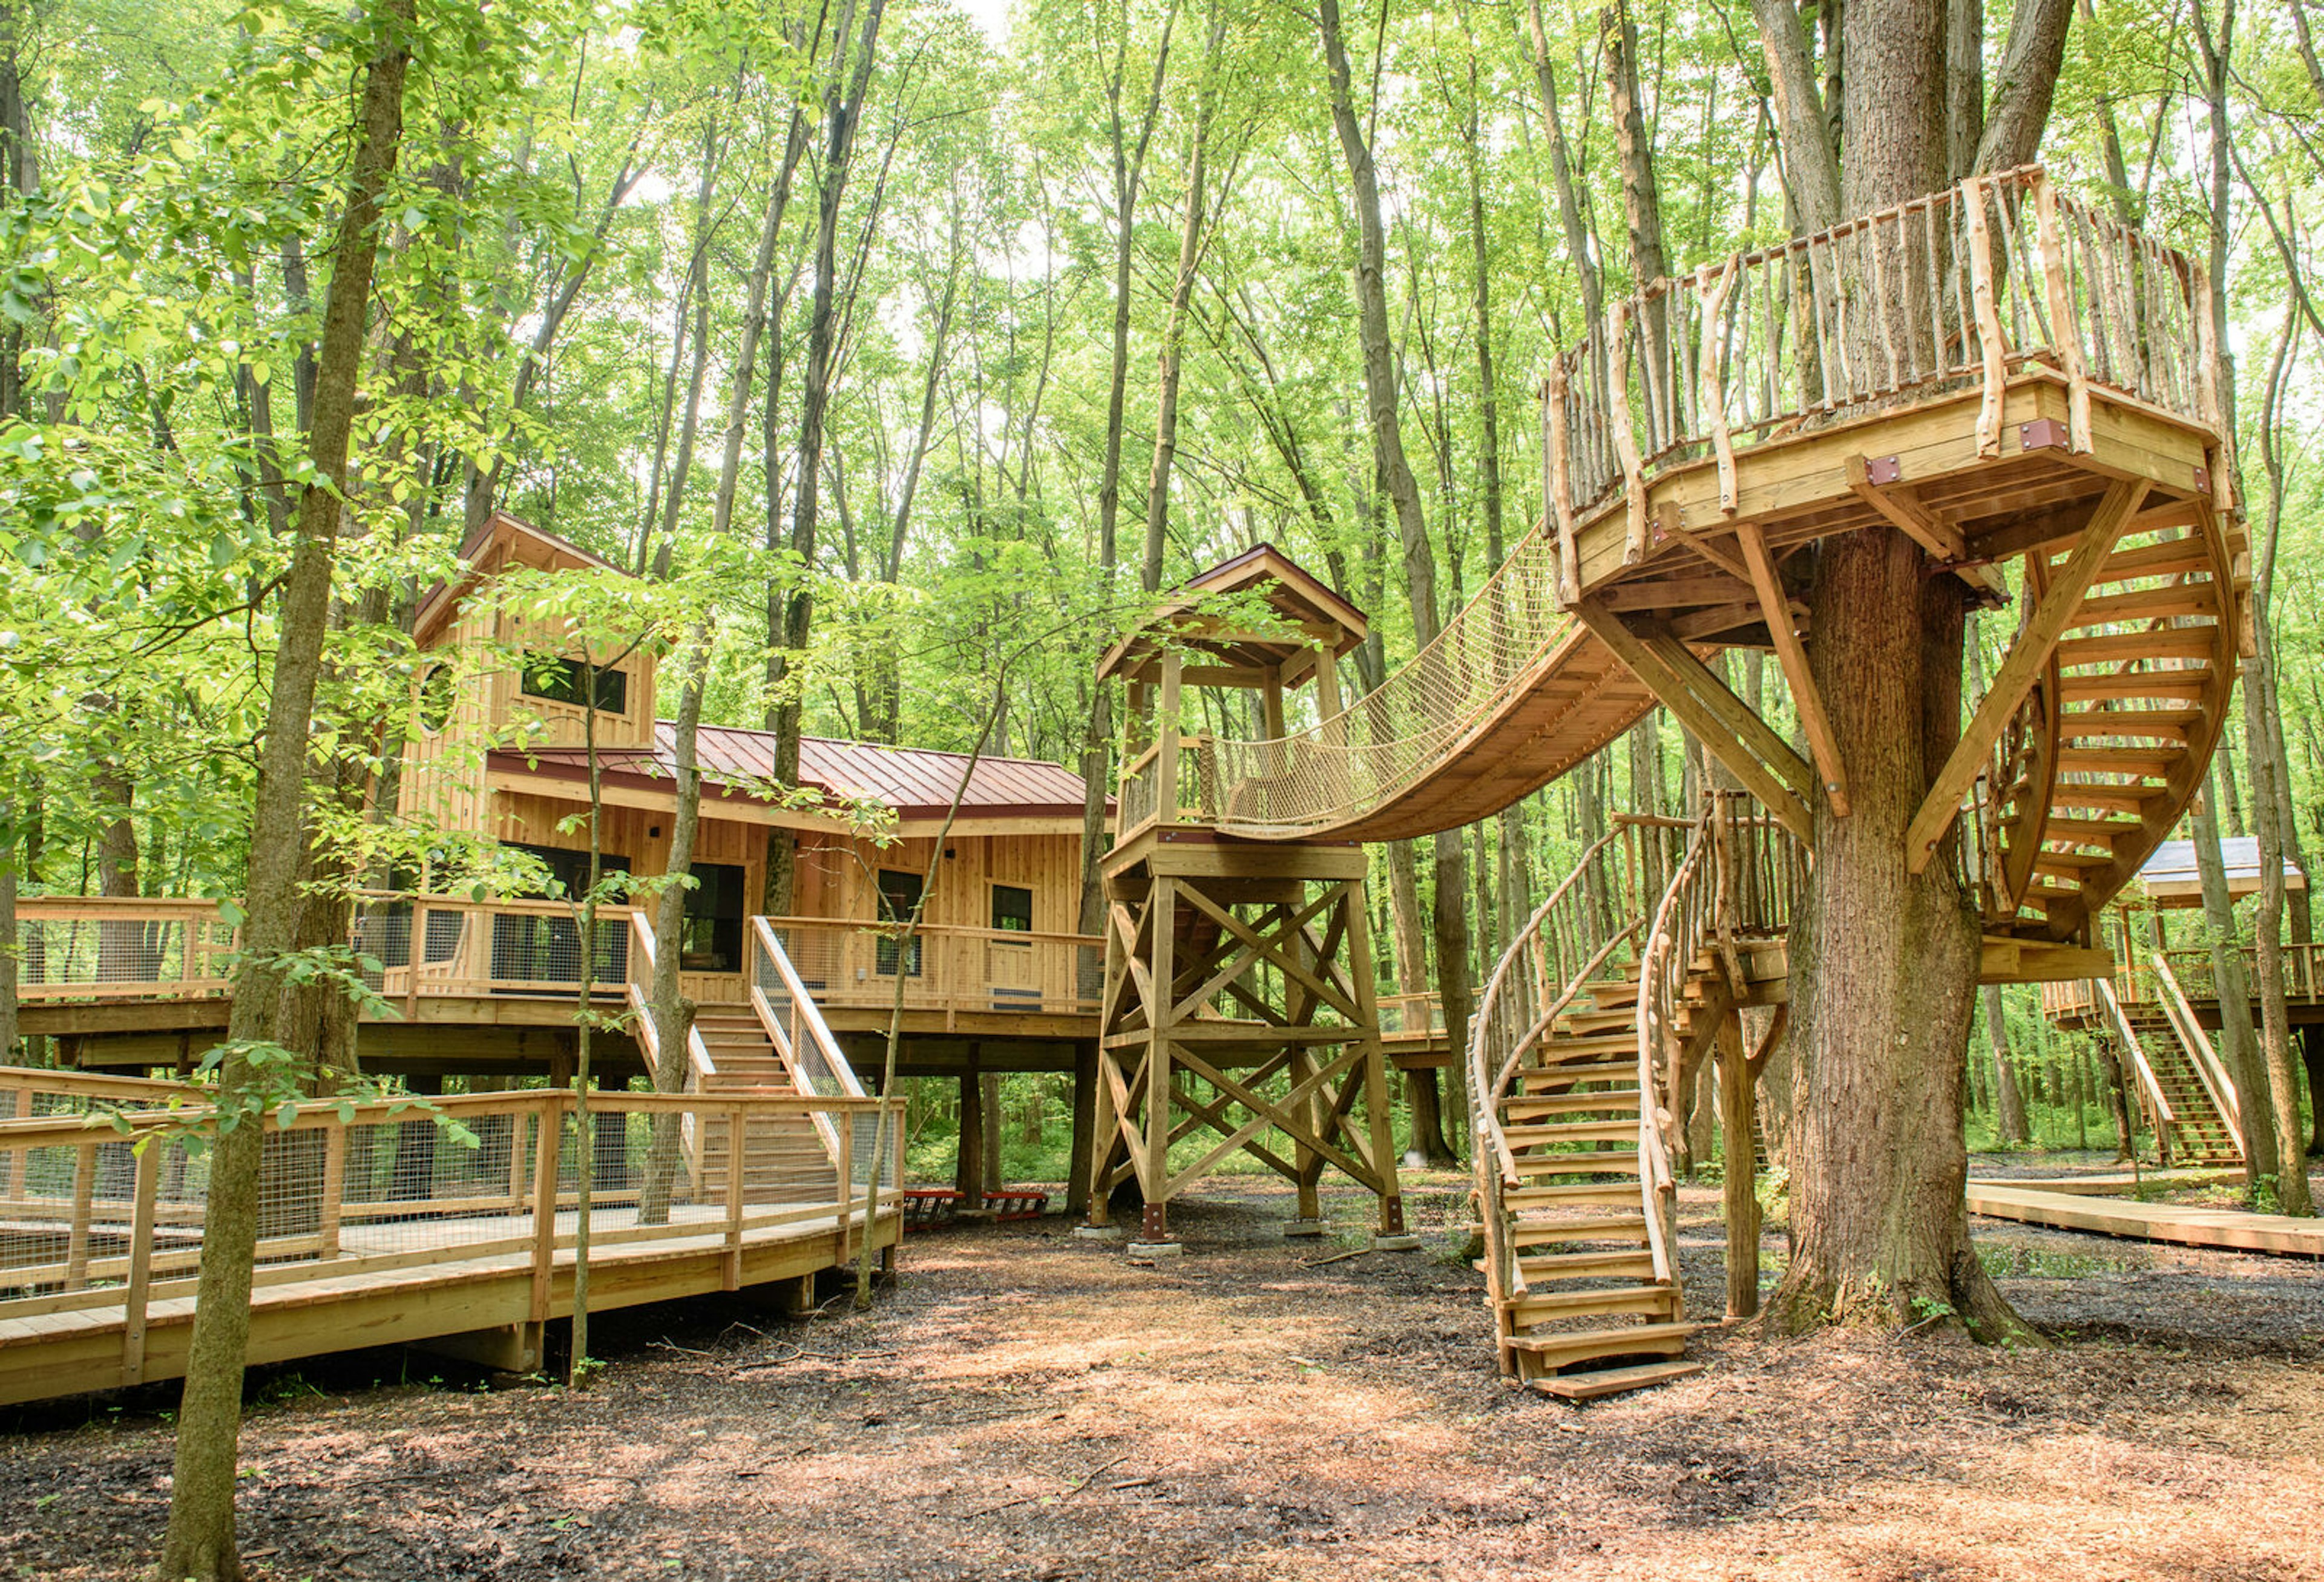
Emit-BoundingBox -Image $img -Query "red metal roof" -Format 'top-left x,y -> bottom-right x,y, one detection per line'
493,721 -> 1092,821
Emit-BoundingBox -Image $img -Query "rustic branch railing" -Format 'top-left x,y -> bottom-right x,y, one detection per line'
1177,168 -> 2203,848
1545,164 -> 2207,565
1467,818 -> 1685,1311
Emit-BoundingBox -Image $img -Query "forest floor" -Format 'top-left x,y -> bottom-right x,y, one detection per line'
4,1157 -> 2323,1581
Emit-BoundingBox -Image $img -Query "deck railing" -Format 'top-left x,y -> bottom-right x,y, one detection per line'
15,894 -> 637,1012
1544,164 -> 2211,570
2042,939 -> 2324,1022
0,1077 -> 900,1388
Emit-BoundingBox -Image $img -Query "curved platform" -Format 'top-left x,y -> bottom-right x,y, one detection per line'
1187,167 -> 2239,948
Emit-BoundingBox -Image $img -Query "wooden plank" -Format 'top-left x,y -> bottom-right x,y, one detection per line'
1734,522 -> 1848,816
1906,479 -> 2148,873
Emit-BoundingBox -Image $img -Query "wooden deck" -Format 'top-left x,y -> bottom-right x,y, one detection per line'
0,1079 -> 902,1406
1966,1181 -> 2324,1258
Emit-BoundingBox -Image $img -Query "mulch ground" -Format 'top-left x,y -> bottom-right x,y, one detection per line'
4,1162 -> 2321,1581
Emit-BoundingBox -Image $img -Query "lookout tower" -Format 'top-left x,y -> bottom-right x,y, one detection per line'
1087,546 -> 1408,1249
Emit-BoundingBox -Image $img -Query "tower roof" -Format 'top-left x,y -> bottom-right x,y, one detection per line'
1095,543 -> 1369,686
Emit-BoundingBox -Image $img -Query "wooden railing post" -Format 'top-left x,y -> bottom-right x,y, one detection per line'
723,1104 -> 747,1289
318,1121 -> 347,1260
120,1137 -> 160,1385
65,1142 -> 96,1290
528,1097 -> 561,1323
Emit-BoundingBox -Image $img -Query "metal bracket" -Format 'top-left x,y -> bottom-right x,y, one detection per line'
2019,418 -> 2070,451
1861,455 -> 1903,486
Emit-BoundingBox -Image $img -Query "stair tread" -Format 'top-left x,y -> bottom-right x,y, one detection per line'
1528,1360 -> 1705,1401
1507,1320 -> 1699,1355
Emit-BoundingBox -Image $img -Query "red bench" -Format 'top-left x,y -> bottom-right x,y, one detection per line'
982,1189 -> 1049,1221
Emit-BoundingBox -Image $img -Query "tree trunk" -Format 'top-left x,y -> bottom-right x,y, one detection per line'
955,1068 -> 983,1196
2193,766 -> 2277,1188
1140,0 -> 1224,596
767,0 -> 886,918
157,7 -> 410,1572
1985,983 -> 2030,1144
1752,0 -> 2034,1343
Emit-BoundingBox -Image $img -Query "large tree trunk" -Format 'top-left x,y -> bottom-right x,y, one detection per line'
157,7 -> 410,1572
2193,769 -> 2277,1187
1753,0 -> 2038,1342
1074,0 -> 1178,940
1318,0 -> 1472,1152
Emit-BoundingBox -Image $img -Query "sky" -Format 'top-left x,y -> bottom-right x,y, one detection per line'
956,0 -> 1011,47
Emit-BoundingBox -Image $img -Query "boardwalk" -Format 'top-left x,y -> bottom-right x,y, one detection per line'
1966,1181 -> 2324,1258
0,1076 -> 901,1405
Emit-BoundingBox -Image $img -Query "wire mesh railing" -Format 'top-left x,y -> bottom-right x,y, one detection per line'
0,1078 -> 899,1398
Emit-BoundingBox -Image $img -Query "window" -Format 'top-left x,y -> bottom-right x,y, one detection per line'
520,654 -> 628,715
990,884 -> 1033,933
876,868 -> 924,976
679,862 -> 747,974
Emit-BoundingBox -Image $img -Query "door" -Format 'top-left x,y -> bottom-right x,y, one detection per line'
988,883 -> 1039,1011
875,869 -> 924,978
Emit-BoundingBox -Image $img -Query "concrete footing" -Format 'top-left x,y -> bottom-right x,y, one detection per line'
1126,1239 -> 1184,1258
1071,1224 -> 1124,1241
1282,1218 -> 1330,1238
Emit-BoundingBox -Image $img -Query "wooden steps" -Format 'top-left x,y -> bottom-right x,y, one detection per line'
1528,1359 -> 1705,1401
1484,963 -> 1700,1399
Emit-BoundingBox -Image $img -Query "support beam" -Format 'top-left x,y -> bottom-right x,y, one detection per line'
1907,479 -> 2150,873
1846,457 -> 2009,598
1736,522 -> 1850,818
1580,592 -> 1813,841
1717,1012 -> 1761,1321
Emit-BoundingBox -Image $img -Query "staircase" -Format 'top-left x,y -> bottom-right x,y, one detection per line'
2113,1005 -> 2243,1165
1488,957 -> 1698,1399
1470,798 -> 1805,1400
1992,517 -> 2240,945
625,916 -> 859,1207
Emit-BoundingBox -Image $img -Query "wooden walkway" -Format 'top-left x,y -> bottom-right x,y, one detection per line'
0,1078 -> 903,1406
1966,1181 -> 2324,1258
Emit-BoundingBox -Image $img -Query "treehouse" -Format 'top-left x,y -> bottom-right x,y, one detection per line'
20,512 -> 1105,1091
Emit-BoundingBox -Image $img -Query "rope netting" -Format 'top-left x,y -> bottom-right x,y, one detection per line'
1201,531 -> 1577,838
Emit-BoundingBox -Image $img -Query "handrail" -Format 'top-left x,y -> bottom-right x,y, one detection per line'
625,908 -> 717,1084
2149,951 -> 2241,1135
750,917 -> 891,1195
1629,807 -> 1718,1288
2096,976 -> 2175,1126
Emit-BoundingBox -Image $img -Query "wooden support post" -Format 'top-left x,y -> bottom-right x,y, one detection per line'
65,1143 -> 95,1291
1346,885 -> 1405,1236
1717,1014 -> 1760,1320
1961,174 -> 2009,457
1735,521 -> 1848,816
1907,479 -> 2148,871
1607,300 -> 1649,563
2030,175 -> 2092,453
1066,1039 -> 1099,1216
318,1121 -> 347,1261
1141,879 -> 1177,1243
528,1099 -> 560,1324
1155,653 -> 1183,829
724,1108 -> 747,1288
120,1135 -> 160,1386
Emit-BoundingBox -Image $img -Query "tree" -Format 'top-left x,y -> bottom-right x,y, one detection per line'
1747,0 -> 2072,1338
158,2 -> 415,1572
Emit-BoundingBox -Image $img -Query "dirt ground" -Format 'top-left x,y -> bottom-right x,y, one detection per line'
4,1164 -> 2322,1581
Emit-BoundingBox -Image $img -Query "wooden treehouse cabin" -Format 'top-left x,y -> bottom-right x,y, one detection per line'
2042,836 -> 2313,1167
22,512 -> 1105,1092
